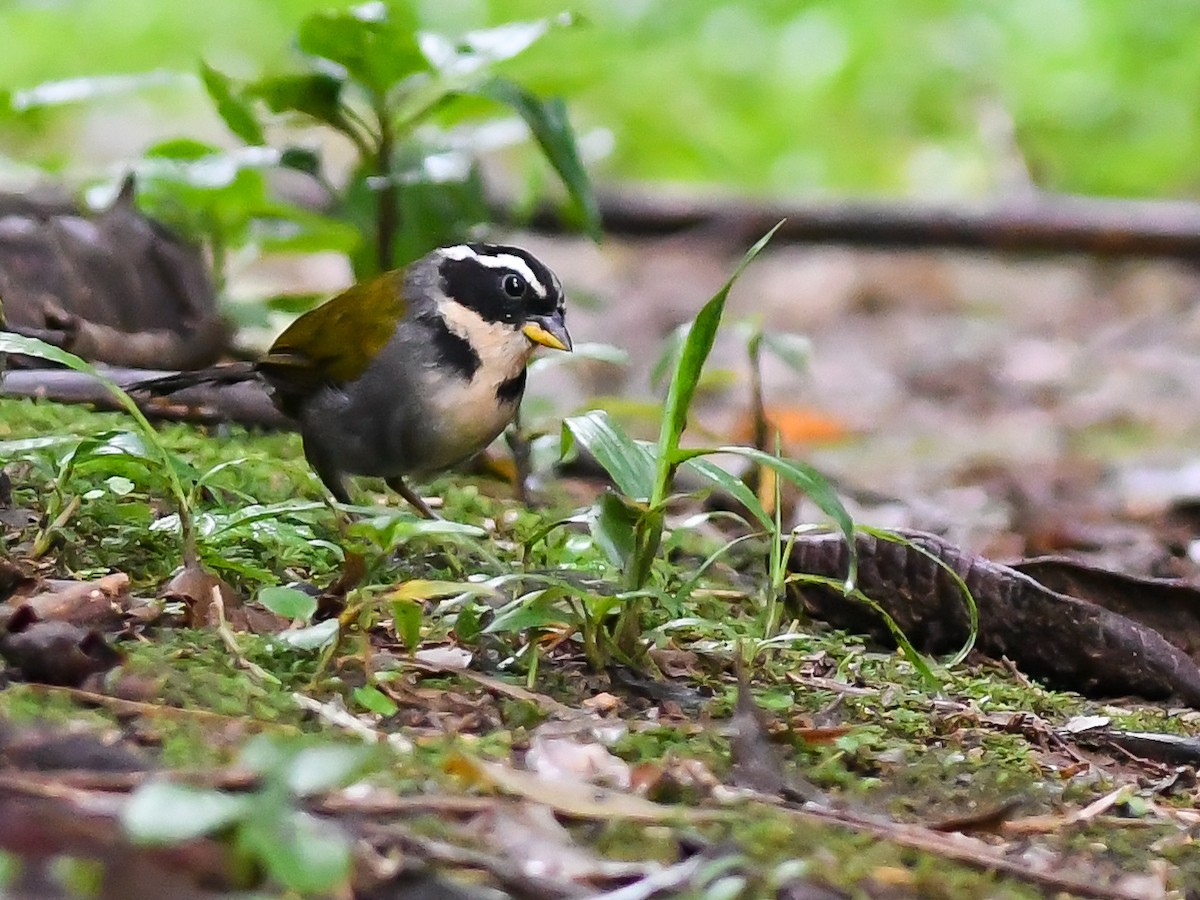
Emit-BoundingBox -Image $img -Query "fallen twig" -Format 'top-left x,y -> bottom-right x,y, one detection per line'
512,188 -> 1200,261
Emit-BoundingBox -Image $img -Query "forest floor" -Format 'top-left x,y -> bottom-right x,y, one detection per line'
2,236 -> 1200,898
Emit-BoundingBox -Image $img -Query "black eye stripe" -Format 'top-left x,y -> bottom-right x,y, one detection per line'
439,244 -> 564,324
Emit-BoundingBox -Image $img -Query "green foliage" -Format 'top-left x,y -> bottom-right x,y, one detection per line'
123,737 -> 374,894
525,225 -> 859,667
4,3 -> 597,291
0,333 -> 196,554
258,586 -> 319,622
193,4 -> 597,277
5,1 -> 1200,200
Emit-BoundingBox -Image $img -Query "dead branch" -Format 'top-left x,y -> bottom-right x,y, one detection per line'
513,189 -> 1200,261
0,366 -> 290,429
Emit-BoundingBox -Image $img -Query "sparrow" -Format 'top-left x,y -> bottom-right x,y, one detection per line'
137,243 -> 571,518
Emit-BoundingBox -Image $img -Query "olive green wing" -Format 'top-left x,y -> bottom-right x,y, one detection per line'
258,269 -> 407,392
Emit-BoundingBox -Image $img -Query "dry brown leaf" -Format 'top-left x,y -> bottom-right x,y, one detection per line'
445,754 -> 714,823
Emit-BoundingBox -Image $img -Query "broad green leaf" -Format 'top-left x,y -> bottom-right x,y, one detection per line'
477,78 -> 601,240
0,435 -> 80,454
298,5 -> 425,95
239,809 -> 352,894
347,512 -> 484,553
354,684 -> 399,716
143,137 -> 221,161
200,62 -> 264,145
653,222 -> 784,505
105,475 -> 136,496
68,430 -> 152,463
202,501 -> 326,538
589,491 -> 641,569
682,456 -> 771,530
453,602 -> 484,643
249,73 -> 346,129
484,588 -> 575,634
340,154 -> 489,277
257,586 -> 318,622
561,410 -> 656,502
390,598 -> 423,651
285,744 -> 372,796
278,619 -> 340,650
249,205 -> 361,255
123,781 -> 249,844
706,445 -> 853,546
420,17 -> 561,74
389,580 -> 496,602
237,735 -> 290,774
279,146 -> 322,177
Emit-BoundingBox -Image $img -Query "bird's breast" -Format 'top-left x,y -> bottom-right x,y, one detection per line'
417,311 -> 532,471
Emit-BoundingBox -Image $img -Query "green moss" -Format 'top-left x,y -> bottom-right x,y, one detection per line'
2,396 -> 1197,892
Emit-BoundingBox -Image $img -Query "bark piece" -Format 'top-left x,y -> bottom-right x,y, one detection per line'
787,530 -> 1200,705
0,179 -> 227,369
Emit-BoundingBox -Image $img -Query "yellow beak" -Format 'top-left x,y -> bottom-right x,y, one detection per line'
522,313 -> 572,352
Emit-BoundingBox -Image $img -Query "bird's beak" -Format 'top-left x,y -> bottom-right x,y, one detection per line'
522,312 -> 572,352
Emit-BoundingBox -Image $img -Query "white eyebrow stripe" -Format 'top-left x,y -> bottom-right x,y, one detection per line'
442,245 -> 547,298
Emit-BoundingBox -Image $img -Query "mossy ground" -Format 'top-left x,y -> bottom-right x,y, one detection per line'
1,397 -> 1196,898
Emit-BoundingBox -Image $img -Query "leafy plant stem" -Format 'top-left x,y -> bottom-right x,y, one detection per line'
373,95 -> 397,273
31,494 -> 80,560
786,572 -> 942,690
749,331 -> 768,455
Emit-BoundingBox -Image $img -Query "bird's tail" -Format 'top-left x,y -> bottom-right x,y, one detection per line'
129,361 -> 259,396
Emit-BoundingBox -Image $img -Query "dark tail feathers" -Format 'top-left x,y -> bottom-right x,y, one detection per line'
130,361 -> 259,396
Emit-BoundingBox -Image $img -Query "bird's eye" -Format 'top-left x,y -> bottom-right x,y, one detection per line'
502,273 -> 526,298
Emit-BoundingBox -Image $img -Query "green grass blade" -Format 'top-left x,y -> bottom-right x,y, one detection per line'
0,334 -> 190,516
681,456 -> 772,531
653,221 -> 783,506
676,444 -> 856,588
788,572 -> 942,690
861,525 -> 979,667
479,78 -> 601,240
562,410 -> 656,502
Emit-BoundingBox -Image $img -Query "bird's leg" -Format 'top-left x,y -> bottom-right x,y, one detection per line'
305,442 -> 355,533
385,476 -> 440,520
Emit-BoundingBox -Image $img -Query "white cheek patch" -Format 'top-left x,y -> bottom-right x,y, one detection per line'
442,244 -> 548,298
439,301 -> 532,378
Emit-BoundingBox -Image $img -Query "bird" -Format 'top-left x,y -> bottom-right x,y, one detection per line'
135,243 -> 571,518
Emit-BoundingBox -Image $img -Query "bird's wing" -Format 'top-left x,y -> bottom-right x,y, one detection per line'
260,269 -> 408,387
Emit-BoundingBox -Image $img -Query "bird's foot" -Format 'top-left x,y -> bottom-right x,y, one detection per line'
385,477 -> 441,520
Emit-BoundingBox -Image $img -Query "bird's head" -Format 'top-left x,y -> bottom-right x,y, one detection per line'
425,243 -> 572,355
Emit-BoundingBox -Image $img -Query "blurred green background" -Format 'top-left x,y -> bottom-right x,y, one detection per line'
2,0 -> 1198,199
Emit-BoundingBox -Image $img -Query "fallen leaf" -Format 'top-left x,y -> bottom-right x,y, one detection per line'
0,606 -> 122,686
525,735 -> 631,790
413,646 -> 472,670
446,754 -> 712,823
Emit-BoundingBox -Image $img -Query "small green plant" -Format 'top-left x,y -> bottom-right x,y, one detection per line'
523,223 -> 856,667
122,736 -> 374,894
143,5 -> 597,280
0,333 -> 199,556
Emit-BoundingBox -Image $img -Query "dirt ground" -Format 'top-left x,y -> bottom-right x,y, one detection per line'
502,232 -> 1200,574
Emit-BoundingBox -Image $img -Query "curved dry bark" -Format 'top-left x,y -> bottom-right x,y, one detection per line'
787,529 -> 1200,705
0,179 -> 227,369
